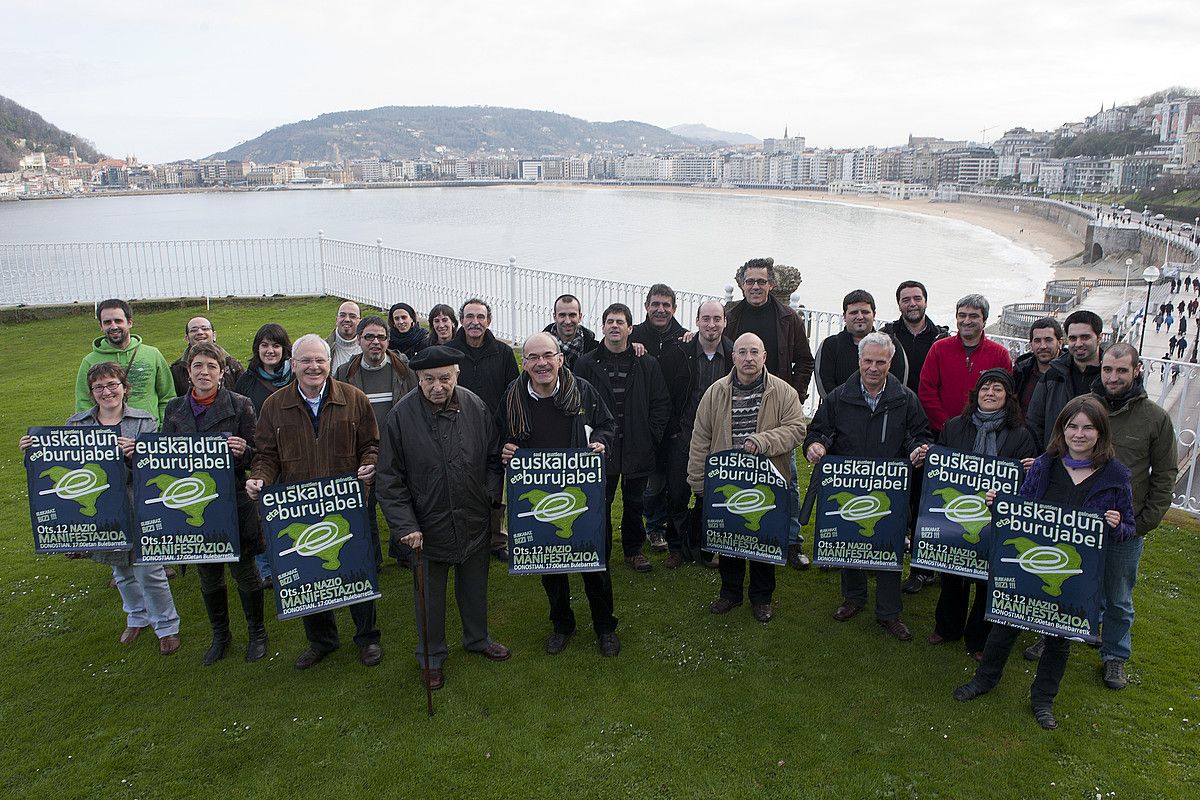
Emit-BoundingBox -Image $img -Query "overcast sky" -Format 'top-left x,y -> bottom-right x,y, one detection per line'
6,0 -> 1198,163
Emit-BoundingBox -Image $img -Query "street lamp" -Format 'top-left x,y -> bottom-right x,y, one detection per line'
1139,265 -> 1161,354
1121,257 -> 1134,333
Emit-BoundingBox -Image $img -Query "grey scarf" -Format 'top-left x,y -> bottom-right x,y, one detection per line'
970,408 -> 1007,456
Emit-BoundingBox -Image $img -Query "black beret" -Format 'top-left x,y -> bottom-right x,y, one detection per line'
408,346 -> 464,371
975,367 -> 1015,394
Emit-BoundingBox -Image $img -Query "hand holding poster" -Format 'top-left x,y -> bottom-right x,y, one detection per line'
259,473 -> 380,620
24,426 -> 130,554
807,456 -> 909,571
911,445 -> 1023,579
703,449 -> 788,565
506,449 -> 606,574
132,433 -> 240,564
985,494 -> 1105,644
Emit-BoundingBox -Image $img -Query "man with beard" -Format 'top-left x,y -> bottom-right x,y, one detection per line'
168,316 -> 244,397
76,298 -> 175,424
447,298 -> 520,561
881,280 -> 948,395
335,316 -> 417,568
1026,310 -> 1103,450
1011,318 -> 1064,414
325,300 -> 362,373
544,294 -> 598,370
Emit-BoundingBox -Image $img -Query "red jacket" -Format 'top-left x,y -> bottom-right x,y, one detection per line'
917,334 -> 1012,433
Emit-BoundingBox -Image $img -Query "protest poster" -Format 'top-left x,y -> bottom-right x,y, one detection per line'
25,426 -> 130,554
506,448 -> 606,575
259,473 -> 380,620
132,433 -> 240,564
986,494 -> 1106,644
807,456 -> 910,571
702,449 -> 788,565
911,445 -> 1024,579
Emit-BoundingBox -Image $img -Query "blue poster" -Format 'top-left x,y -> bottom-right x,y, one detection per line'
911,445 -> 1024,579
807,456 -> 910,571
506,449 -> 607,574
986,494 -> 1106,644
24,426 -> 130,554
703,449 -> 788,565
132,433 -> 240,564
259,473 -> 380,620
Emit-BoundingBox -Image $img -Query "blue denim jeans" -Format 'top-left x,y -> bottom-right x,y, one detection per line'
642,467 -> 669,533
788,450 -> 802,546
1100,535 -> 1144,662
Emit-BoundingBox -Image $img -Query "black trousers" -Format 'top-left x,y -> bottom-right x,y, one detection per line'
973,625 -> 1071,709
719,556 -> 776,605
664,431 -> 693,553
541,518 -> 617,636
841,568 -> 903,620
301,600 -> 380,653
197,552 -> 260,594
606,472 -> 648,558
934,574 -> 992,653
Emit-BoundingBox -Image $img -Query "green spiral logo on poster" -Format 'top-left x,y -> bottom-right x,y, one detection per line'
827,491 -> 891,536
928,488 -> 991,543
38,465 -> 110,516
143,472 -> 218,526
999,536 -> 1083,597
517,488 -> 588,538
278,515 -> 353,570
711,484 -> 776,531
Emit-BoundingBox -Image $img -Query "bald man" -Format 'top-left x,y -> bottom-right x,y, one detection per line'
326,301 -> 362,373
169,316 -> 244,396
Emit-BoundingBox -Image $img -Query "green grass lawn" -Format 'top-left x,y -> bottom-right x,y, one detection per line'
1,299 -> 1197,799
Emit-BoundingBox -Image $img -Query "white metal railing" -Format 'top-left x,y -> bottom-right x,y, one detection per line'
2,235 -> 1196,515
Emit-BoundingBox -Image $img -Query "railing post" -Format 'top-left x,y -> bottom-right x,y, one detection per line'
724,284 -> 734,304
376,238 -> 385,310
790,290 -> 802,312
509,256 -> 518,342
318,230 -> 327,296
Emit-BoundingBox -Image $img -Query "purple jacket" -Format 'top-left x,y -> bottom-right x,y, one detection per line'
1021,454 -> 1136,542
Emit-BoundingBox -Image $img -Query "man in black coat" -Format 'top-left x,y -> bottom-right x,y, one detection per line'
574,303 -> 672,573
376,346 -> 511,691
815,289 -> 908,398
447,298 -> 521,561
500,332 -> 620,657
880,280 -> 948,395
1011,318 -> 1063,415
658,299 -> 732,567
1027,310 -> 1103,449
543,293 -> 598,370
804,332 -> 932,641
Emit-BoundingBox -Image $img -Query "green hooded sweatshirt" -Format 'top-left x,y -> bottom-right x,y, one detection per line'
75,333 -> 176,425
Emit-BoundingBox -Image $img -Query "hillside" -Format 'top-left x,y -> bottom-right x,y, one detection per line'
669,123 -> 759,145
0,95 -> 104,171
208,105 -> 706,162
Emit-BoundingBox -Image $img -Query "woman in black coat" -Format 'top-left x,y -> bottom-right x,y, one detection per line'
388,302 -> 430,358
928,368 -> 1036,659
164,342 -> 268,666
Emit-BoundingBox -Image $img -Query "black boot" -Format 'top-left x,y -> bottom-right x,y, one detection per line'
240,587 -> 269,663
202,589 -> 232,666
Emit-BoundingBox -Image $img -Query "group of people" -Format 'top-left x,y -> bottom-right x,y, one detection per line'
34,256 -> 1180,730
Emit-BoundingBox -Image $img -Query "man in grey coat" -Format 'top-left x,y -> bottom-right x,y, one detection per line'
376,346 -> 512,691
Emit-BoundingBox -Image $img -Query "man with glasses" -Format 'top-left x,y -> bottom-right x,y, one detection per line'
247,334 -> 382,670
76,298 -> 175,424
814,289 -> 908,398
335,316 -> 416,569
326,301 -> 362,373
725,257 -> 814,571
169,316 -> 244,396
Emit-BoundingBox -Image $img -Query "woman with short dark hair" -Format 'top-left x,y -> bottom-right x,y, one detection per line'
388,302 -> 430,357
427,304 -> 459,346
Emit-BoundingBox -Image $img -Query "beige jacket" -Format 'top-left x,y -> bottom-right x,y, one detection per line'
687,371 -> 807,493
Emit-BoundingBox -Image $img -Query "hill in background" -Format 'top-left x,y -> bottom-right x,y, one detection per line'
208,105 -> 709,162
669,123 -> 759,145
0,95 -> 105,171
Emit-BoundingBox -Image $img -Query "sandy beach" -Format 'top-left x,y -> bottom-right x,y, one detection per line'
547,183 -> 1085,275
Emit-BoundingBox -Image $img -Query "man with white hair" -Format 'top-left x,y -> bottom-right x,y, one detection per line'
804,331 -> 932,641
247,333 -> 382,670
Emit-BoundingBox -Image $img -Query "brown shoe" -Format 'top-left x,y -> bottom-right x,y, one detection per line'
833,603 -> 863,622
119,625 -> 150,645
625,553 -> 652,572
294,646 -> 328,670
702,554 -> 719,569
927,632 -> 946,645
877,617 -> 913,641
423,668 -> 445,691
664,552 -> 684,569
709,597 -> 742,615
158,633 -> 181,655
751,603 -> 774,623
480,642 -> 512,662
359,643 -> 383,667
164,567 -> 178,579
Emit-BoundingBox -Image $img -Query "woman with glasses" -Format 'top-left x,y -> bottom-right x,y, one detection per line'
20,362 -> 182,655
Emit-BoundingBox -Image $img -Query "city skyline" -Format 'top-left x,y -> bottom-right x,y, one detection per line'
7,0 -> 1198,163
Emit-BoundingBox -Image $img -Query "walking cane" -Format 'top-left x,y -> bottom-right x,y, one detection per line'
414,544 -> 434,717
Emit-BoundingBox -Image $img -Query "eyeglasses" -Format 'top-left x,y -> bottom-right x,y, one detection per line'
361,333 -> 388,342
296,357 -> 330,366
523,352 -> 559,362
742,279 -> 770,286
188,325 -> 213,333
91,382 -> 123,395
